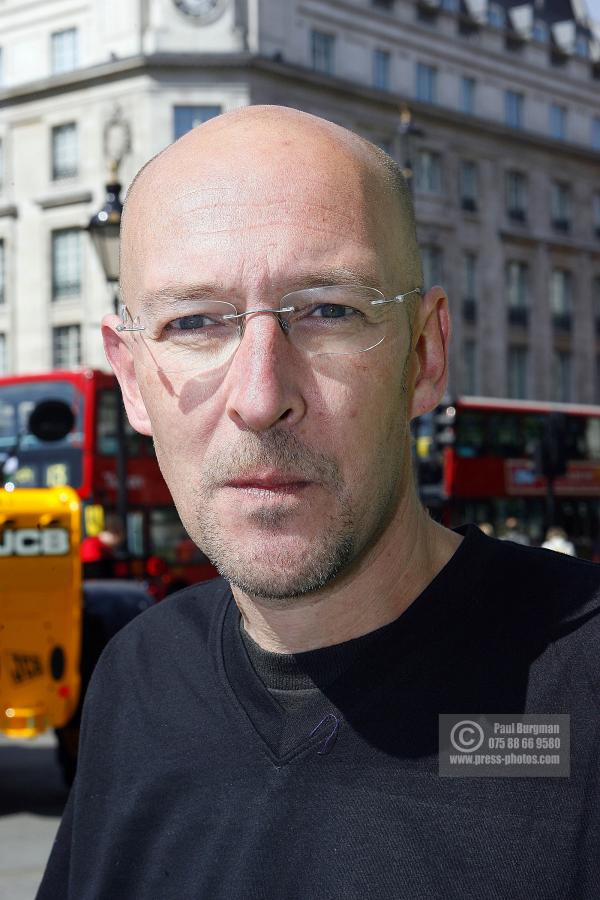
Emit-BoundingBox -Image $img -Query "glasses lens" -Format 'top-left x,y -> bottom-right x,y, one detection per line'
280,285 -> 391,356
136,300 -> 240,373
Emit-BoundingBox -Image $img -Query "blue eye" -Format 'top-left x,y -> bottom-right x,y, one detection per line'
169,315 -> 220,331
311,304 -> 358,319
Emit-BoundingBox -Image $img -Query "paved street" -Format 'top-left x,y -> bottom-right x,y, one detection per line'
0,733 -> 67,900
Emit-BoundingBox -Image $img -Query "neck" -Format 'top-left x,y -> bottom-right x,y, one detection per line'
232,492 -> 462,654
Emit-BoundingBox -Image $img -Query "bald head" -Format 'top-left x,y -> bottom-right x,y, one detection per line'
120,106 -> 422,311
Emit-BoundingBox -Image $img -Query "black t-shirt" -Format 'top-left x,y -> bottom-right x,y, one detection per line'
37,526 -> 600,899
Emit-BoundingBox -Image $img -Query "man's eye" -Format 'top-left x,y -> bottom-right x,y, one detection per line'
310,304 -> 359,319
168,315 -> 221,331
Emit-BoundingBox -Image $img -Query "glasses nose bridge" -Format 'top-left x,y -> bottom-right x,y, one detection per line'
235,306 -> 292,340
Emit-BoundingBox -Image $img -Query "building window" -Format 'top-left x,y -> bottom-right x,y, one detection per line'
0,332 -> 6,374
51,28 -> 79,75
506,260 -> 529,325
0,138 -> 4,192
552,350 -> 571,403
460,76 -> 476,115
52,325 -> 81,369
0,48 -> 3,88
507,346 -> 529,399
459,160 -> 478,211
533,21 -> 549,44
549,269 -> 572,314
593,118 -> 600,152
0,240 -> 4,304
421,245 -> 443,288
551,181 -> 571,231
372,0 -> 395,8
173,106 -> 221,142
487,3 -> 506,28
373,49 -> 391,90
505,90 -> 524,129
549,104 -> 567,141
594,277 -> 600,335
464,340 -> 477,394
51,123 -> 78,180
52,229 -> 81,300
416,63 -> 437,104
416,149 -> 442,193
593,192 -> 600,236
575,34 -> 588,58
463,252 -> 477,321
311,30 -> 335,75
505,170 -> 527,221
550,269 -> 573,332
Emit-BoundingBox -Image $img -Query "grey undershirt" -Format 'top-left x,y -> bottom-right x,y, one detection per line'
239,617 -> 382,713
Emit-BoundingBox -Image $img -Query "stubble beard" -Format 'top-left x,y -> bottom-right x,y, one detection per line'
175,429 -> 400,606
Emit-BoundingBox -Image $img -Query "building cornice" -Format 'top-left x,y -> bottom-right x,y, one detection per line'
1,52 -> 599,167
0,53 -> 254,107
37,190 -> 94,210
499,227 -> 600,257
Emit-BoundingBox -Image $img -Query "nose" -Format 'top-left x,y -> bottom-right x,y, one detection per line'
224,310 -> 307,432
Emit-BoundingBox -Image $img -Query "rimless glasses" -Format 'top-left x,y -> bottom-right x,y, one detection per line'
117,284 -> 422,374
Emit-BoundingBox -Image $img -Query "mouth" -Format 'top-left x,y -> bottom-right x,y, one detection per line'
224,471 -> 313,494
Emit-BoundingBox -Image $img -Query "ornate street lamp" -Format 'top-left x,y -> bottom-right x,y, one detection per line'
87,166 -> 123,294
397,104 -> 424,193
87,107 -> 131,557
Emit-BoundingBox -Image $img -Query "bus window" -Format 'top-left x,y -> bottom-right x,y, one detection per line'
562,416 -> 586,461
585,418 -> 600,461
127,510 -> 145,558
490,413 -> 522,457
150,507 -> 210,565
0,380 -> 83,452
96,390 -> 145,457
455,411 -> 487,457
0,380 -> 83,487
521,415 -> 544,457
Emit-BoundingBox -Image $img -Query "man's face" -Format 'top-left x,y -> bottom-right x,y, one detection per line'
111,120 -> 417,602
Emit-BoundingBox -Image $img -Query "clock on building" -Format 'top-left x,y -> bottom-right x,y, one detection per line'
172,0 -> 227,22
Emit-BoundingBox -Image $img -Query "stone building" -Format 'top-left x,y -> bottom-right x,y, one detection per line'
0,0 -> 599,402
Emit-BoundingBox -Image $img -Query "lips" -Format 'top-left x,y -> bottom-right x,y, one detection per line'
224,471 -> 311,491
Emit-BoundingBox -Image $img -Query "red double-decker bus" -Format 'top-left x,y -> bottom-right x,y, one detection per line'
0,369 -> 218,594
414,396 -> 600,557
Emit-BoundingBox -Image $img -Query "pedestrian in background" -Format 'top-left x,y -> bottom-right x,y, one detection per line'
542,526 -> 576,556
501,515 -> 531,546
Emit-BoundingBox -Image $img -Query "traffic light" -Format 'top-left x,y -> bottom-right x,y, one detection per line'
537,412 -> 568,481
412,404 -> 456,508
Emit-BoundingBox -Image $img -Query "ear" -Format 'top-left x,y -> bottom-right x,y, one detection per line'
409,286 -> 451,420
101,314 -> 153,436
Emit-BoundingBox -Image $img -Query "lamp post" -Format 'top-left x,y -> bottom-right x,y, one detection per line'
87,166 -> 129,556
88,165 -> 123,291
396,103 -> 423,194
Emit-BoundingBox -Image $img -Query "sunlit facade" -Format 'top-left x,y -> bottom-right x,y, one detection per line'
0,0 -> 598,401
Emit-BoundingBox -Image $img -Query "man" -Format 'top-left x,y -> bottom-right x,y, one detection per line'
38,107 -> 599,899
501,515 -> 531,547
542,526 -> 576,556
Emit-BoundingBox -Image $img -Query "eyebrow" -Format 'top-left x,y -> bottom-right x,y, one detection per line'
137,267 -> 385,314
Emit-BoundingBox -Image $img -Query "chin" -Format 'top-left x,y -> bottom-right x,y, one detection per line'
205,534 -> 356,603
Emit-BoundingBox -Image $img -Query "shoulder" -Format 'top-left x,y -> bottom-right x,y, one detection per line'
94,576 -> 232,677
463,526 -> 600,703
484,532 -> 600,610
